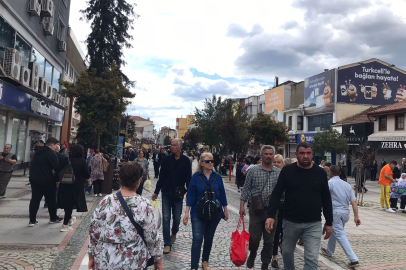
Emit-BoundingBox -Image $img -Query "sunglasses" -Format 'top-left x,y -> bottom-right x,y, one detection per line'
204,160 -> 214,164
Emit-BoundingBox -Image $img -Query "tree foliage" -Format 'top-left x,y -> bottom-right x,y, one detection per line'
61,64 -> 135,147
163,136 -> 171,146
80,0 -> 138,84
119,114 -> 135,140
248,112 -> 289,146
194,95 -> 250,155
182,128 -> 199,150
313,128 -> 349,154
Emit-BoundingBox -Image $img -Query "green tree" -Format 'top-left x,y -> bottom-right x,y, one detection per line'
81,0 -> 139,84
182,128 -> 199,150
163,136 -> 171,146
61,64 -> 135,147
248,112 -> 289,146
312,128 -> 349,155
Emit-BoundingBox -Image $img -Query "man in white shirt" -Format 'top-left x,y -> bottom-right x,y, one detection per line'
321,165 -> 361,268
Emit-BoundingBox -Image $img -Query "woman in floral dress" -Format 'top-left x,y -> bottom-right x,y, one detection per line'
89,149 -> 107,197
88,162 -> 163,270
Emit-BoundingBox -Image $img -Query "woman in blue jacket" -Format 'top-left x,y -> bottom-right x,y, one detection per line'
183,152 -> 229,270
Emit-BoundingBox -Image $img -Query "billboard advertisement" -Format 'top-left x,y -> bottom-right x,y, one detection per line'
337,61 -> 406,105
304,69 -> 336,115
265,86 -> 284,122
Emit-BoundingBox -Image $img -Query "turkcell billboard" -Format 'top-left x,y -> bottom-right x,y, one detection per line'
304,69 -> 336,115
337,61 -> 406,105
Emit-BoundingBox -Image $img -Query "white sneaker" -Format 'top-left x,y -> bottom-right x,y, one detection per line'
68,216 -> 77,226
92,194 -> 98,197
98,193 -> 103,197
386,208 -> 396,213
60,225 -> 73,232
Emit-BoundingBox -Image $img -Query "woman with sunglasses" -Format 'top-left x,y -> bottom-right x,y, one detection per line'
183,152 -> 229,270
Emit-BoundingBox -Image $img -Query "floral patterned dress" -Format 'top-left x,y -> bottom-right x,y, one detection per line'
88,194 -> 163,270
89,155 -> 107,181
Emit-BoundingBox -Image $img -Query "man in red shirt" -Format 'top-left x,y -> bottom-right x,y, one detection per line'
379,160 -> 398,213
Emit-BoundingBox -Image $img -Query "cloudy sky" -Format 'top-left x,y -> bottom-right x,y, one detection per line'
69,0 -> 406,129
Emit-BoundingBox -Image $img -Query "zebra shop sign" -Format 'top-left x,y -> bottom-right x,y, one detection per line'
380,141 -> 406,149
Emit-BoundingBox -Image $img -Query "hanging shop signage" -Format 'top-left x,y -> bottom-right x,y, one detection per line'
380,141 -> 406,149
297,133 -> 316,144
304,69 -> 336,115
0,79 -> 64,122
288,134 -> 297,143
337,61 -> 406,105
342,123 -> 373,144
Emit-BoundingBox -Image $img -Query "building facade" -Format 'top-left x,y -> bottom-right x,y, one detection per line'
0,0 -> 71,167
176,115 -> 194,139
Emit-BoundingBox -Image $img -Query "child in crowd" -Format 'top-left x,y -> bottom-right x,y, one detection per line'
389,173 -> 406,213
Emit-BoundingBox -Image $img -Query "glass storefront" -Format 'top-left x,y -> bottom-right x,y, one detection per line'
0,112 -> 6,149
8,114 -> 27,162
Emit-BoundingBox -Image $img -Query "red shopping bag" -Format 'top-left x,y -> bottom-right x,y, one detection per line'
230,216 -> 250,266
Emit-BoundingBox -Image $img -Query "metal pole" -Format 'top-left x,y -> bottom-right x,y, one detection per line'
229,162 -> 232,182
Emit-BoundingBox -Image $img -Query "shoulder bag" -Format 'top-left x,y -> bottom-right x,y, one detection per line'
170,156 -> 186,200
116,191 -> 155,267
61,159 -> 75,184
251,171 -> 272,215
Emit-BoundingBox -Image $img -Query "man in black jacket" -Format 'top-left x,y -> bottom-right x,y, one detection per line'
28,137 -> 63,226
152,139 -> 192,254
152,149 -> 165,178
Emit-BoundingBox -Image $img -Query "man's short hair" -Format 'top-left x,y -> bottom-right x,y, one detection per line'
330,165 -> 340,176
390,160 -> 398,165
45,137 -> 59,146
296,142 -> 312,152
4,143 -> 12,149
172,138 -> 183,147
260,145 -> 275,155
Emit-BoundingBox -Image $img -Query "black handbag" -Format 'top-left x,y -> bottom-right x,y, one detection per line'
116,191 -> 154,267
170,156 -> 186,200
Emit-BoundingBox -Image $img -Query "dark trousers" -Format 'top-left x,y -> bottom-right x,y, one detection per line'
84,182 -> 92,193
191,217 -> 220,269
390,196 -> 406,209
273,209 -> 284,256
29,182 -> 58,222
162,193 -> 183,247
0,171 -> 12,196
153,162 -> 160,178
136,175 -> 147,195
248,206 -> 278,265
93,180 -> 103,194
371,171 -> 377,181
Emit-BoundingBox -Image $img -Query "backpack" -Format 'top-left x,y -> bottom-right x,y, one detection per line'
61,159 -> 75,184
196,173 -> 222,220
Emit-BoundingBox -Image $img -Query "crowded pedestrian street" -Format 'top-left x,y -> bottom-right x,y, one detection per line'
0,159 -> 405,270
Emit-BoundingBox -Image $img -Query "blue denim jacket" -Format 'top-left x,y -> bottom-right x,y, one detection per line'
186,171 -> 228,219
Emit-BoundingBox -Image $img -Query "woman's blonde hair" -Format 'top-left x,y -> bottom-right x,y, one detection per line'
274,154 -> 284,164
195,152 -> 214,173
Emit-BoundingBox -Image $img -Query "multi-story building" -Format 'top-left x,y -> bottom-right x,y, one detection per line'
0,0 -> 71,167
130,115 -> 154,147
157,126 -> 176,146
176,115 -> 195,139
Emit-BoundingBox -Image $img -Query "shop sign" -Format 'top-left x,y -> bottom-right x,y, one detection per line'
380,141 -> 406,149
288,134 -> 297,143
30,98 -> 50,116
370,136 -> 406,141
304,69 -> 336,115
265,86 -> 284,122
342,123 -> 373,144
297,133 -> 316,144
337,61 -> 406,105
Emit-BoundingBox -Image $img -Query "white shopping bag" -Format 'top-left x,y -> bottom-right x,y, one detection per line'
144,179 -> 152,193
152,201 -> 162,229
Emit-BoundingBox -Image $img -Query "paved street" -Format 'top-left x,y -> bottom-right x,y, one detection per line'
0,161 -> 406,270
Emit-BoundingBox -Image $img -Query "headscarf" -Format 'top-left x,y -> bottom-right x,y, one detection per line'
398,173 -> 406,185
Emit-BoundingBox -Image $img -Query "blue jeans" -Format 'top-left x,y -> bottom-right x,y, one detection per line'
326,212 -> 358,263
191,217 -> 220,269
84,182 -> 92,193
162,193 -> 183,247
282,219 -> 322,270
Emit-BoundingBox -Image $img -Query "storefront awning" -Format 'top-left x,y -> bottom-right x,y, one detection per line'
368,133 -> 406,141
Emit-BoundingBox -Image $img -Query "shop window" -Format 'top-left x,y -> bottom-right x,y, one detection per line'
0,15 -> 16,59
288,116 -> 292,130
30,48 -> 45,77
297,116 -> 303,130
308,114 -> 333,132
52,68 -> 61,93
15,34 -> 31,67
395,114 -> 404,130
45,61 -> 53,83
379,116 -> 387,131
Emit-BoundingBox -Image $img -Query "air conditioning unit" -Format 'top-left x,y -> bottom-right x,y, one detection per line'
20,66 -> 31,87
28,62 -> 40,92
44,22 -> 54,35
3,48 -> 22,80
41,0 -> 54,17
55,93 -> 60,103
58,41 -> 67,52
28,0 -> 41,16
46,83 -> 52,98
39,77 -> 48,96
